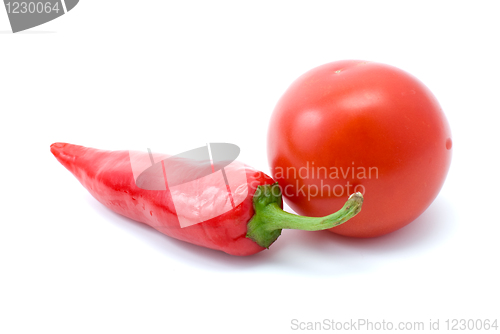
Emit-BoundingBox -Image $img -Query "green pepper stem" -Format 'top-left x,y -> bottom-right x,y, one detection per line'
246,183 -> 363,248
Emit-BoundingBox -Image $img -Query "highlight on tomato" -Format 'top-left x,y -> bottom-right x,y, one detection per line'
267,60 -> 452,237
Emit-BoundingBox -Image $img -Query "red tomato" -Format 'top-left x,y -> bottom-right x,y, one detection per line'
267,60 -> 452,237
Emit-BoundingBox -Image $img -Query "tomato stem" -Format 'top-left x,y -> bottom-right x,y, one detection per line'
246,183 -> 363,248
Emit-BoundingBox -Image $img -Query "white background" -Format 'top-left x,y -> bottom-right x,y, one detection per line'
1,1 -> 499,333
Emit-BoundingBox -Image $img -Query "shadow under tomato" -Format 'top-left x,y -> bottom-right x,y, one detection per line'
269,195 -> 457,275
328,195 -> 456,252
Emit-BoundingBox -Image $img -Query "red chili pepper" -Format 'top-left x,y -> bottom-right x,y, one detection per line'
50,143 -> 363,256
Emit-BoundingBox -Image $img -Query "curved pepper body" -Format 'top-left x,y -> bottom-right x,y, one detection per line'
50,143 -> 277,256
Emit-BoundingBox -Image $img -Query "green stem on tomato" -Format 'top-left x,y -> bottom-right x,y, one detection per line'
246,183 -> 363,249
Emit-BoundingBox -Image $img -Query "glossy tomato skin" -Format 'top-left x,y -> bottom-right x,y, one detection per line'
268,60 -> 452,237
